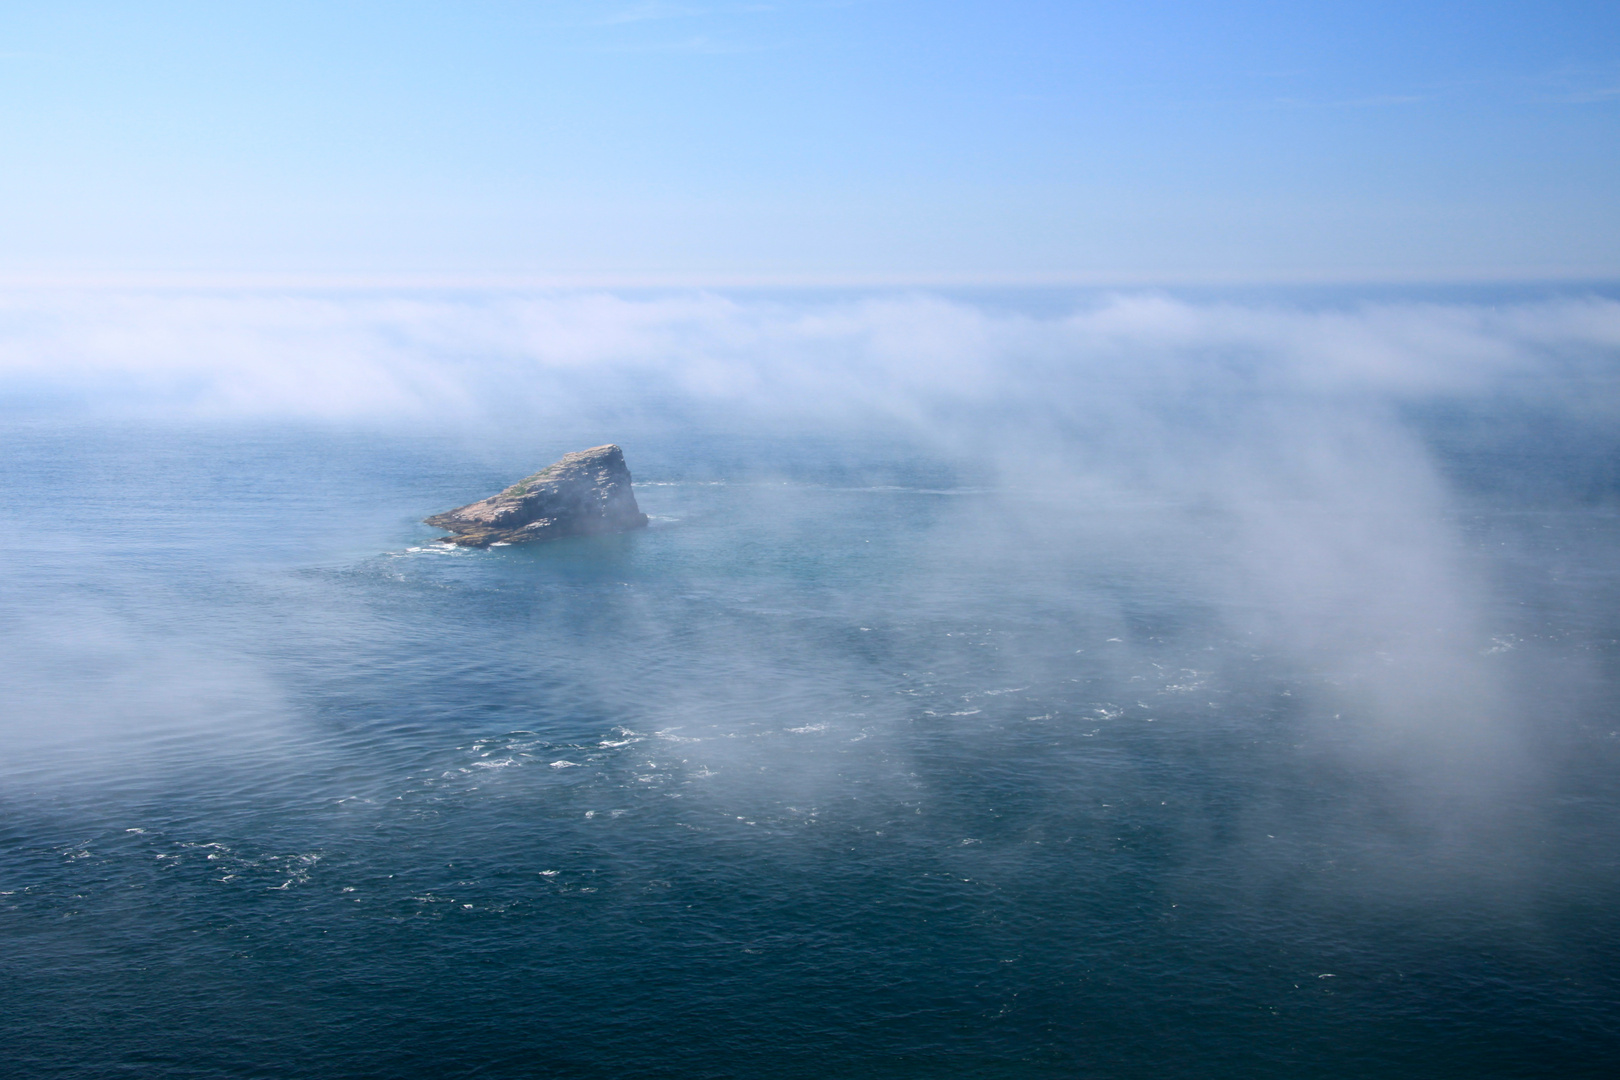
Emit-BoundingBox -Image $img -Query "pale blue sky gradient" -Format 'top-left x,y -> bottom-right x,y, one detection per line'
2,1 -> 1617,283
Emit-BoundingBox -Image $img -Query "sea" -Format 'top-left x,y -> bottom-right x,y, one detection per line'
2,287 -> 1618,1077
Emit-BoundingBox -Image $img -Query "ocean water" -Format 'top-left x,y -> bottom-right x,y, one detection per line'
3,294 -> 1620,1077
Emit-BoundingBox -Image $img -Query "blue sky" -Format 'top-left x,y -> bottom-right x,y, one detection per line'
2,1 -> 1617,283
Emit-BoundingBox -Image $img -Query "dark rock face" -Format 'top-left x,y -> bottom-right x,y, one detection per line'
425,444 -> 649,547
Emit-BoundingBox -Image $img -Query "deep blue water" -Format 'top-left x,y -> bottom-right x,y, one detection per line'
2,416 -> 1618,1078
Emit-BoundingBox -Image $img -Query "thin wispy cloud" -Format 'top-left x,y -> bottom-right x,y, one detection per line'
602,2 -> 776,22
587,33 -> 767,54
1552,84 -> 1620,104
595,1 -> 784,25
1524,62 -> 1620,105
601,2 -> 716,24
1264,90 -> 1437,110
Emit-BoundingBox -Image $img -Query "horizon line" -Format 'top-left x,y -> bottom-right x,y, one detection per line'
0,267 -> 1617,291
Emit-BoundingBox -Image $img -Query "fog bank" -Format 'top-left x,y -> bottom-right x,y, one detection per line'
2,288 -> 1616,833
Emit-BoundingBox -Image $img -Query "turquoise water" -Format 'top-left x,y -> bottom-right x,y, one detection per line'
2,397 -> 1618,1076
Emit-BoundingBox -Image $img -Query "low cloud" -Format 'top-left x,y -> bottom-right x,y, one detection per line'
1,287 -> 1615,828
1,288 -> 1615,427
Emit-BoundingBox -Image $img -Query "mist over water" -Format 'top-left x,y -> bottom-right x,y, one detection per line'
2,288 -> 1618,1077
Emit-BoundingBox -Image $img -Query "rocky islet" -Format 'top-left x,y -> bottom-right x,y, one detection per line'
424,444 -> 649,547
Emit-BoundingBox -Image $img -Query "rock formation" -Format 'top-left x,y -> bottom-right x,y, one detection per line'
425,444 -> 649,547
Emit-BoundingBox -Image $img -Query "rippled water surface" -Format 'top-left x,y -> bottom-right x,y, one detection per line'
2,420 -> 1618,1078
